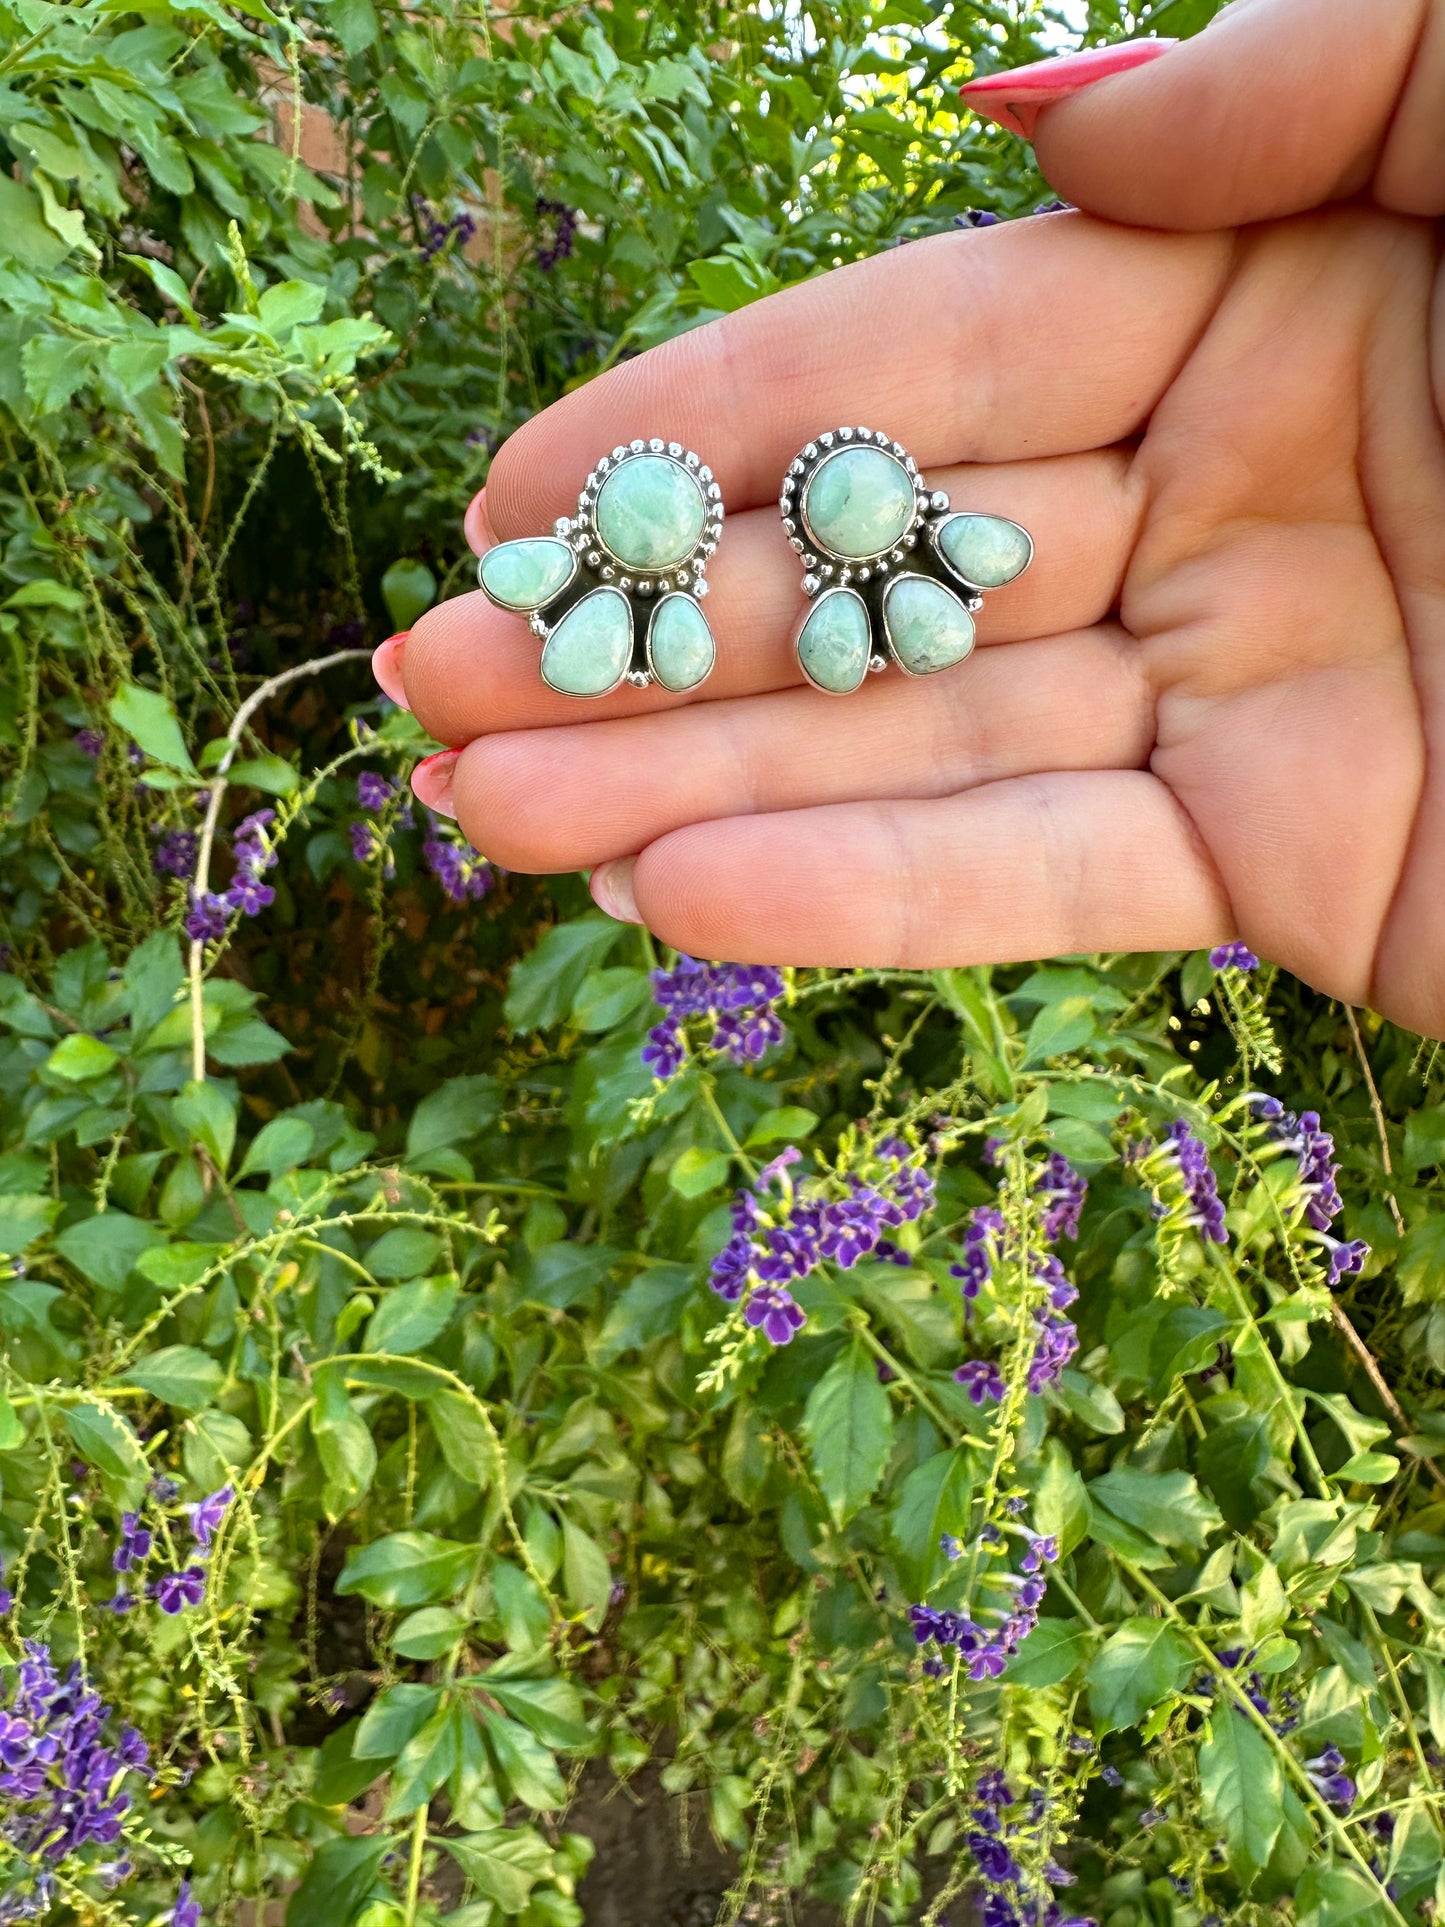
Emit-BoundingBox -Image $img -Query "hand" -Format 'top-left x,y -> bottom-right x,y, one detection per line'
391,0 -> 1445,1035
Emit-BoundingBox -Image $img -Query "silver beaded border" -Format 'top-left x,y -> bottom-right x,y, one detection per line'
554,439 -> 724,605
780,426 -> 942,594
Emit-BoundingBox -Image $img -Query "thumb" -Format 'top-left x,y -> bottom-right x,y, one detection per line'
960,0 -> 1445,230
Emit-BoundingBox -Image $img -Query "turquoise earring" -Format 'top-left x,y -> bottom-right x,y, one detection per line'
780,427 -> 1032,694
477,440 -> 723,699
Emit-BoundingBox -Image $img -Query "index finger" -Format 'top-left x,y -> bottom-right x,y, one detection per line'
484,215 -> 1231,532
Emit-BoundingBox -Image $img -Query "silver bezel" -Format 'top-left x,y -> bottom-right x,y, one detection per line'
927,513 -> 1035,592
476,539 -> 579,610
537,586 -> 634,701
780,427 -> 933,589
880,572 -> 978,679
793,584 -> 876,697
568,439 -> 724,596
645,591 -> 716,694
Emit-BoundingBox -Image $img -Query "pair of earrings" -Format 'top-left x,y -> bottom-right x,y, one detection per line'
476,429 -> 1032,699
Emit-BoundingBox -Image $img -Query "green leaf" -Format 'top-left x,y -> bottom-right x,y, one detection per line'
55,1212 -> 164,1292
207,1020 -> 291,1067
668,1146 -> 730,1198
1088,1467 -> 1222,1549
123,932 -> 186,1036
1003,1619 -> 1094,1689
444,1829 -> 553,1913
1021,996 -> 1096,1068
889,1448 -> 973,1598
383,1702 -> 461,1819
258,278 -> 327,332
1199,1709 -> 1285,1884
406,1075 -> 500,1159
483,1674 -> 589,1750
364,1228 -> 443,1280
238,1116 -> 315,1180
173,1078 -> 237,1172
1295,1863 -> 1396,1927
491,1558 -> 551,1653
1086,1618 -> 1195,1734
286,1835 -> 389,1927
226,753 -> 299,794
0,1194 -> 61,1257
743,1107 -> 820,1148
312,1362 -> 378,1520
63,1400 -> 148,1502
108,682 -> 197,774
125,1344 -> 223,1410
801,1339 -> 893,1527
561,1516 -> 612,1628
392,1606 -> 471,1661
364,1276 -> 459,1355
0,1394 -> 26,1451
504,917 -> 623,1032
381,558 -> 437,630
483,1710 -> 566,1809
429,1391 -> 496,1486
46,1033 -> 119,1081
594,1264 -> 694,1362
336,1531 -> 474,1607
354,1683 -> 442,1759
524,1242 -> 617,1310
570,965 -> 652,1031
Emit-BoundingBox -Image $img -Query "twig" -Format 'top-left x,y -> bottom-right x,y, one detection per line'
1344,1004 -> 1405,1234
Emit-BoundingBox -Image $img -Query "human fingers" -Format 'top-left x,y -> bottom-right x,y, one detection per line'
478,215 -> 1230,531
978,0 -> 1445,230
448,626 -> 1151,872
583,771 -> 1229,966
401,448 -> 1143,744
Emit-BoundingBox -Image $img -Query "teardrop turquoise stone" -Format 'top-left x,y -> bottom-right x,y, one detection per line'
936,513 -> 1032,589
801,446 -> 914,560
540,589 -> 632,697
595,454 -> 707,570
479,537 -> 576,610
797,588 -> 870,694
648,594 -> 714,692
884,574 -> 975,676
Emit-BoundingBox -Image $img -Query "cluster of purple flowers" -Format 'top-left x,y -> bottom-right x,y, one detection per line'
421,824 -> 492,905
949,1156 -> 1085,1406
0,1640 -> 150,1896
908,1533 -> 1059,1682
642,957 -> 786,1081
956,1768 -> 1095,1927
535,197 -> 578,271
1127,1119 -> 1228,1246
106,1484 -> 232,1617
75,728 -> 104,758
1251,1096 -> 1369,1287
708,1138 -> 935,1347
413,195 -> 477,262
1305,1743 -> 1357,1810
184,811 -> 276,944
1210,941 -> 1259,972
153,827 -> 198,880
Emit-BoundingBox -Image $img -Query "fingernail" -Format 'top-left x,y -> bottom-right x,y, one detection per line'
960,38 -> 1175,139
589,858 -> 641,925
372,634 -> 410,710
411,749 -> 458,818
464,487 -> 495,558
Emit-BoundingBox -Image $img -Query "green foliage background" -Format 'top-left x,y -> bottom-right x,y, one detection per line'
5,0 -> 1445,1924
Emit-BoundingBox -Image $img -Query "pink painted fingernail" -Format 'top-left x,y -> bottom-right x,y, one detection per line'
590,858 -> 641,925
463,487 -> 494,557
411,749 -> 459,818
960,38 -> 1176,139
372,633 -> 410,710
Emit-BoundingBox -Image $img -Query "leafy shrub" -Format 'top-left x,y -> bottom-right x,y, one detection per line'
4,0 -> 1445,1924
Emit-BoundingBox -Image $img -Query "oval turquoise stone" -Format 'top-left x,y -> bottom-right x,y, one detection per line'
648,594 -> 714,692
801,446 -> 914,560
479,537 -> 576,610
595,454 -> 707,571
540,588 -> 632,697
936,513 -> 1032,589
884,574 -> 975,676
797,588 -> 870,694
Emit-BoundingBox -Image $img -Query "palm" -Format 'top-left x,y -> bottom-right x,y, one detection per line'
402,150 -> 1444,1033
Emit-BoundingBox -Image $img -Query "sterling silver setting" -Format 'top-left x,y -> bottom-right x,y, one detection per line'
781,426 -> 1034,694
476,438 -> 723,699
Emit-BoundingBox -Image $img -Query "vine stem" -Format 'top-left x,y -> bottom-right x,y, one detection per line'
402,1800 -> 428,1927
1121,1561 -> 1412,1927
187,647 -> 370,1081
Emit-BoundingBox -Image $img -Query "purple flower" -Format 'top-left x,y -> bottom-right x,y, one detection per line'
224,873 -> 274,916
1100,1763 -> 1123,1787
956,209 -> 1002,228
641,1020 -> 686,1080
152,1567 -> 207,1615
1306,1745 -> 1357,1810
743,1283 -> 805,1346
1037,1153 -> 1086,1242
1020,1533 -> 1058,1573
1324,1236 -> 1370,1288
112,1513 -> 152,1573
105,1591 -> 135,1614
708,1232 -> 754,1303
153,828 -> 198,880
1253,1098 -> 1345,1232
422,829 -> 492,905
969,1833 -> 1022,1884
954,1358 -> 1005,1405
1027,1313 -> 1078,1393
349,821 -> 377,863
75,728 -> 104,757
150,1475 -> 179,1502
357,770 -> 394,812
940,1534 -> 963,1561
1161,1119 -> 1229,1244
184,892 -> 229,944
950,1206 -> 1004,1300
188,1485 -> 233,1552
1209,941 -> 1259,971
645,957 -> 786,1078
1033,1252 -> 1078,1310
173,1879 -> 202,1927
535,197 -> 578,270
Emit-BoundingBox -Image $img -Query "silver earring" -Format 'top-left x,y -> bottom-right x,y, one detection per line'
477,439 -> 723,698
780,427 -> 1032,694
